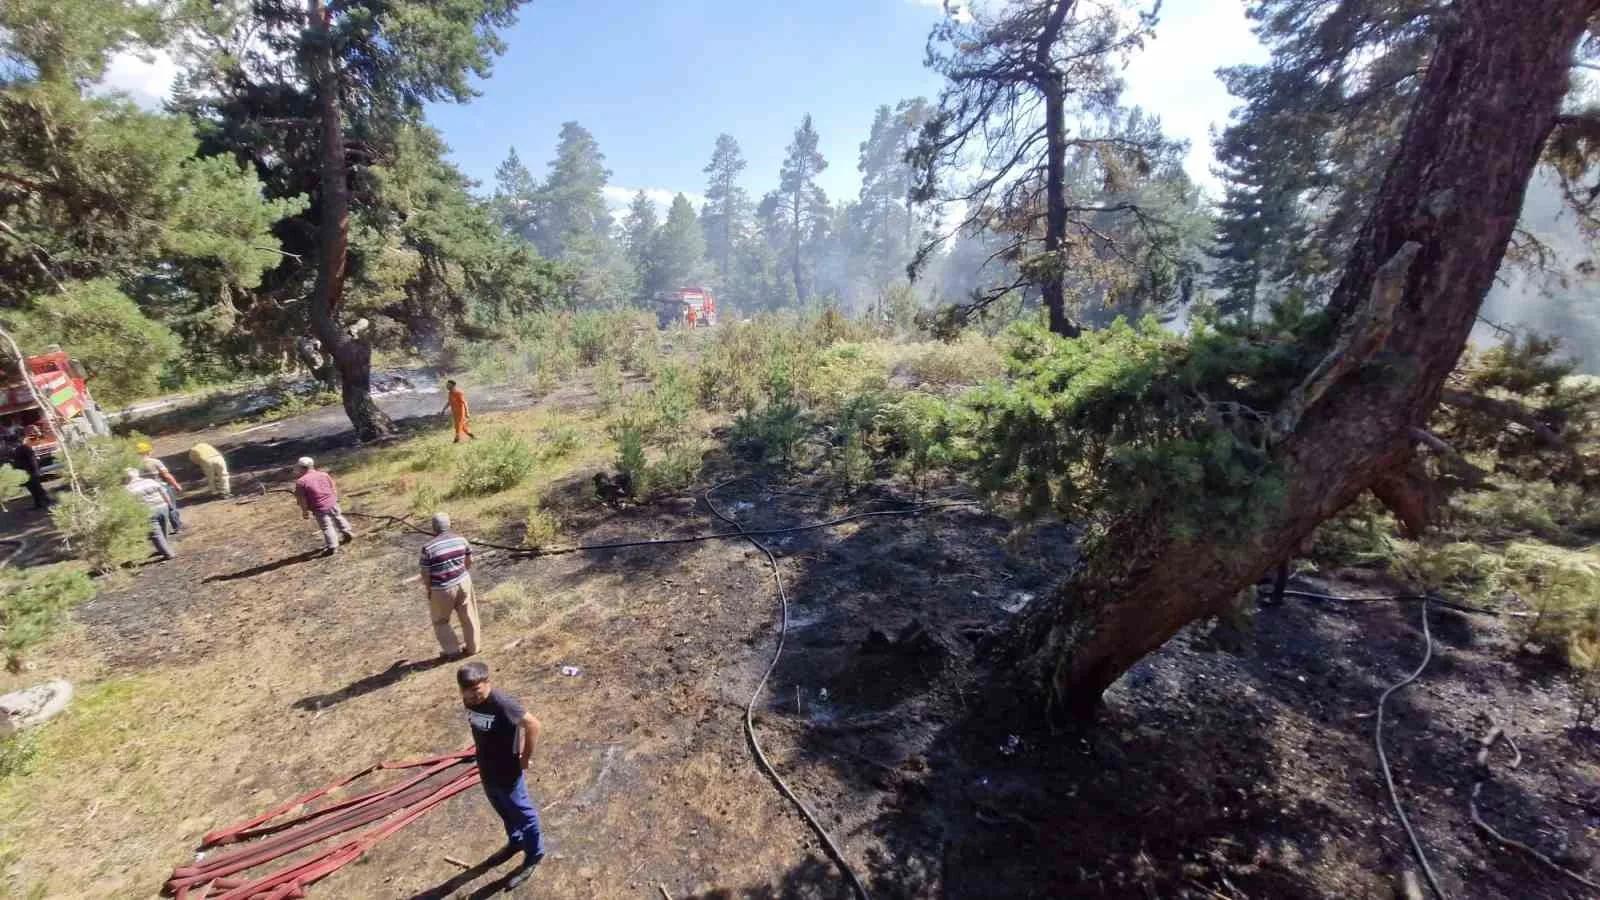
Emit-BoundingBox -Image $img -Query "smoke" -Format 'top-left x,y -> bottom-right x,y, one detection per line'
1477,169 -> 1600,373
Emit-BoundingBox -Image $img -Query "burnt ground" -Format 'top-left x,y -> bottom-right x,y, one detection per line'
3,391 -> 1599,898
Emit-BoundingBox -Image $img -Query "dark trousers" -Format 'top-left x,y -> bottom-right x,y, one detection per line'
25,476 -> 48,509
162,486 -> 182,532
148,508 -> 175,559
481,774 -> 544,859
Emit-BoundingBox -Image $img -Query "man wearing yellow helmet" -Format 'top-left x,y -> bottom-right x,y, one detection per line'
137,440 -> 183,532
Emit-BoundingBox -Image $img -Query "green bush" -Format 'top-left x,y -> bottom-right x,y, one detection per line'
0,464 -> 28,509
538,425 -> 584,461
1,565 -> 96,664
963,318 -> 1303,537
615,425 -> 647,494
0,731 -> 40,778
407,441 -> 455,473
732,372 -> 810,468
448,430 -> 534,497
409,482 -> 442,516
900,336 -> 1004,387
523,496 -> 561,548
50,489 -> 151,572
1390,540 -> 1508,603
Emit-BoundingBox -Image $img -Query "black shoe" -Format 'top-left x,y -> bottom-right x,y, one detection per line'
340,531 -> 354,545
504,855 -> 540,889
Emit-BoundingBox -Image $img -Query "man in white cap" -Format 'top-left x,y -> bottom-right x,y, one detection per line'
293,456 -> 353,556
419,511 -> 479,658
124,468 -> 176,560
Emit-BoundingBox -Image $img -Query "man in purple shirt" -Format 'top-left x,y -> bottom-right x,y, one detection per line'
293,456 -> 354,556
420,512 -> 479,658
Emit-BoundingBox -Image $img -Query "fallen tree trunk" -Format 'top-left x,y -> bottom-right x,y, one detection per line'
1015,0 -> 1598,719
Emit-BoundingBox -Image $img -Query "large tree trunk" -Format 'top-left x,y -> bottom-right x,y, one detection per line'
1037,0 -> 1079,339
1015,0 -> 1595,719
307,0 -> 394,442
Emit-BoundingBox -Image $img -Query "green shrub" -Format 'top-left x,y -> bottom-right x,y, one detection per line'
615,425 -> 647,494
732,373 -> 810,468
879,392 -> 971,497
1390,541 -> 1508,602
1306,497 -> 1398,568
409,482 -> 442,516
1,565 -> 96,665
0,464 -> 28,510
538,425 -> 584,461
0,731 -> 40,778
1505,542 -> 1600,657
900,336 -> 1004,387
646,446 -> 700,496
448,430 -> 534,497
523,498 -> 561,548
407,441 -> 455,473
50,489 -> 151,572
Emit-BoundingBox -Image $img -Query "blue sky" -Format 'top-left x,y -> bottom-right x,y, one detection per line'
105,0 -> 1267,215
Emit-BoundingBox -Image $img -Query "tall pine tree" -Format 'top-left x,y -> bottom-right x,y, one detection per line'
773,115 -> 828,303
701,134 -> 748,291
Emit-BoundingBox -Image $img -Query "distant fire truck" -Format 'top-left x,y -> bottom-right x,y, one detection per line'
655,287 -> 718,329
1,346 -> 112,473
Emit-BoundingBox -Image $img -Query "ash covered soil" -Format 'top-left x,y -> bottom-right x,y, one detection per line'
4,391 -> 1598,898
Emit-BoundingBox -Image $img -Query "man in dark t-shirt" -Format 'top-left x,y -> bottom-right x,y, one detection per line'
458,661 -> 545,887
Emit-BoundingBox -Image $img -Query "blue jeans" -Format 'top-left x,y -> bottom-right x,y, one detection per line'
481,774 -> 544,859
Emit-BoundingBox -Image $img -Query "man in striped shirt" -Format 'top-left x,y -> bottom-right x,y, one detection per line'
421,512 -> 480,658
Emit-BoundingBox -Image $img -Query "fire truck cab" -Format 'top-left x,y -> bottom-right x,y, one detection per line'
655,287 -> 718,329
1,347 -> 112,473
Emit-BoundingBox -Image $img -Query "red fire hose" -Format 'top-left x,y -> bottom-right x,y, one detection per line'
164,749 -> 478,900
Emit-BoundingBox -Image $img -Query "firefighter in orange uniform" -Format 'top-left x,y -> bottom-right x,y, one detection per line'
442,380 -> 477,443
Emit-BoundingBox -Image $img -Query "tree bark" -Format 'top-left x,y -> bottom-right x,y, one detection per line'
1037,0 -> 1080,339
307,0 -> 394,441
1014,0 -> 1595,719
791,188 -> 805,304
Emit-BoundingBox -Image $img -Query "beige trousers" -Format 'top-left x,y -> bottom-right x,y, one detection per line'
200,456 -> 231,497
428,578 -> 480,655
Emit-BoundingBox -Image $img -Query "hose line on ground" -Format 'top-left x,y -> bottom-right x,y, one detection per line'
1374,597 -> 1447,900
704,478 -> 872,900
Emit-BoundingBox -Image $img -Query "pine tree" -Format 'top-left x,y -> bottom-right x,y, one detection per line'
534,122 -> 613,261
911,0 -> 1169,337
701,134 -> 749,290
492,147 -> 540,244
857,99 -> 928,291
646,194 -> 706,298
621,190 -> 660,301
774,115 -> 828,303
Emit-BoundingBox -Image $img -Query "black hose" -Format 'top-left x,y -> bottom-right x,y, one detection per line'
704,479 -> 871,900
1375,597 -> 1447,899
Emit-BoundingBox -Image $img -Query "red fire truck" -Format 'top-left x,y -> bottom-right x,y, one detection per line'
655,287 -> 718,329
1,347 -> 112,473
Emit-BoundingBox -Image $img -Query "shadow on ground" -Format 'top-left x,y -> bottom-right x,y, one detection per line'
293,655 -> 456,711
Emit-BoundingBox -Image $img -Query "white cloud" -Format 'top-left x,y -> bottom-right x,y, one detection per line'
93,48 -> 179,110
1119,0 -> 1268,195
603,186 -> 708,217
907,0 -> 974,22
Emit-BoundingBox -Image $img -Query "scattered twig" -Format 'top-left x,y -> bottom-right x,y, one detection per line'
658,885 -> 673,900
443,855 -> 470,869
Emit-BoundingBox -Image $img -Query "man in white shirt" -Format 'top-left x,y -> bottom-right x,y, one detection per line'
125,468 -> 176,560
